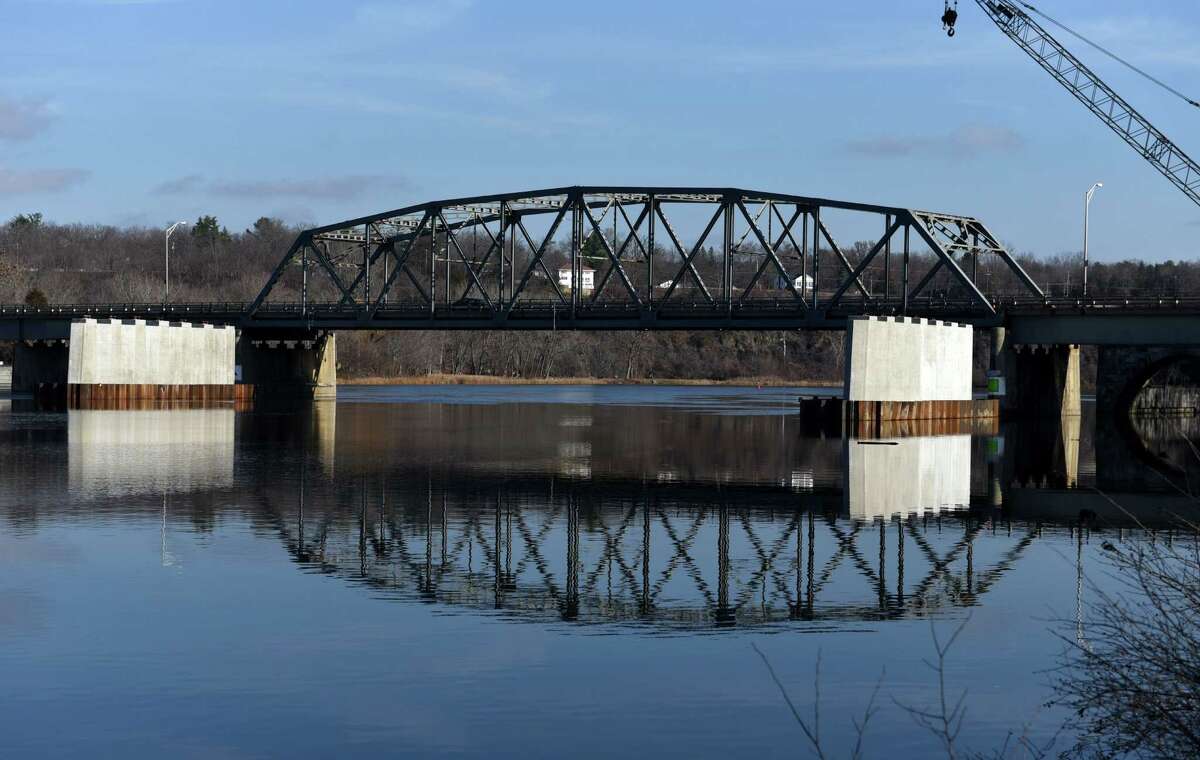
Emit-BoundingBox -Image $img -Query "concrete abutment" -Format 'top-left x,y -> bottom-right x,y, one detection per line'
12,340 -> 69,398
996,338 -> 1081,418
236,333 -> 337,401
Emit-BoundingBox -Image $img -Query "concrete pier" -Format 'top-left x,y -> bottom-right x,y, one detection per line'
13,340 -> 69,399
845,316 -> 974,402
1003,343 -> 1081,418
841,316 -> 992,430
236,333 -> 337,400
66,319 -> 237,407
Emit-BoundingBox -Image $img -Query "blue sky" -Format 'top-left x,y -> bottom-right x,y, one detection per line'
2,0 -> 1199,261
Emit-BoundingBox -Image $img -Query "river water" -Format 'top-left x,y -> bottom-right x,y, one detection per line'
1,386 -> 1197,757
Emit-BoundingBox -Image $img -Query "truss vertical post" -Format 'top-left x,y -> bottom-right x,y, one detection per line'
723,199 -> 734,308
646,195 -> 655,307
902,224 -> 911,315
812,206 -> 821,308
442,214 -> 450,305
612,201 -> 619,296
301,245 -> 308,314
884,214 -> 892,301
509,208 -> 517,303
429,211 -> 438,315
801,210 -> 808,301
363,224 -> 371,306
498,202 -> 506,305
570,194 -> 580,319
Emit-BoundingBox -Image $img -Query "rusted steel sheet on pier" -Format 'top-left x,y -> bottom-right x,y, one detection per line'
66,383 -> 254,409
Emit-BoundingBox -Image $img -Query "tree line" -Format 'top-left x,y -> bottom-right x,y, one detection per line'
1,211 -> 1195,383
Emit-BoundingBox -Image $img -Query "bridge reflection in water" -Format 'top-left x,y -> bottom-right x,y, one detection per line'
240,396 -> 1193,631
10,391 -> 1196,631
275,474 -> 1039,629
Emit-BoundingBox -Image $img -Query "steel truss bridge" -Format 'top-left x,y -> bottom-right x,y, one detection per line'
245,185 -> 1045,330
7,186 -> 1200,341
0,186 -> 1059,338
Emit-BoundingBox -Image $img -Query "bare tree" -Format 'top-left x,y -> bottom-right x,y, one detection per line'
1055,530 -> 1200,759
752,644 -> 883,760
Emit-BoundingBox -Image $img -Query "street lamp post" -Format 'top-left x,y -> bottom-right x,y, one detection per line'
164,221 -> 187,301
1083,182 -> 1102,297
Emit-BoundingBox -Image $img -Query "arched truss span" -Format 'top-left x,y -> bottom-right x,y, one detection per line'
249,186 -> 1044,328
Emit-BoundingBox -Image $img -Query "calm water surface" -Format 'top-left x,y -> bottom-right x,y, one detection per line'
1,386 -> 1196,758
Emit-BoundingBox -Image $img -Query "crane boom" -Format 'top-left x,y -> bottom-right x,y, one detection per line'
973,0 -> 1200,209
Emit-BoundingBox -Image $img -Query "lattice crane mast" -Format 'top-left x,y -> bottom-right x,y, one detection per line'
942,1 -> 1200,209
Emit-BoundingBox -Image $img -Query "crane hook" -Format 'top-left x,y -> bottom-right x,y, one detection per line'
942,1 -> 959,37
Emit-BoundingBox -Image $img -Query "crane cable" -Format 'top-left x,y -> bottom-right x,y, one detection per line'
1013,1 -> 1200,109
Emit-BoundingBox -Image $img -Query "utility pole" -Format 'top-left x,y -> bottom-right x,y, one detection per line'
164,221 -> 187,301
1083,182 -> 1103,297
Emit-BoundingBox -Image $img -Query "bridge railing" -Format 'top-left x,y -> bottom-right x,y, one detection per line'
5,295 -> 1200,323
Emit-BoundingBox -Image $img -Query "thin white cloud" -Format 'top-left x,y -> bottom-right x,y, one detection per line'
268,88 -> 602,138
0,96 -> 55,141
847,124 -> 1023,159
152,174 -> 408,201
152,174 -> 204,195
211,176 -> 405,200
54,0 -> 180,5
1074,16 -> 1200,69
353,0 -> 473,33
0,167 -> 89,195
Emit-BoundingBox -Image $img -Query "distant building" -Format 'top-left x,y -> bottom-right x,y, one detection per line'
774,273 -> 814,294
558,267 -> 595,293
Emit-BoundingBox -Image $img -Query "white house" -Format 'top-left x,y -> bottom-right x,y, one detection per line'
558,267 -> 595,293
774,273 -> 814,294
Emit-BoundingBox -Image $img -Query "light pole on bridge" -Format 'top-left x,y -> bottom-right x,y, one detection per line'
1083,182 -> 1102,298
164,221 -> 188,302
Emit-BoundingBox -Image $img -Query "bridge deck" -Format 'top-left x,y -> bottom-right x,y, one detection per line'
4,297 -> 1200,343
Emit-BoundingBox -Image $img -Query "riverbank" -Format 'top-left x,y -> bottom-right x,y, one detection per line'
343,373 -> 838,387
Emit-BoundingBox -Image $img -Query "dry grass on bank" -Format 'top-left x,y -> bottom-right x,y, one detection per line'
343,373 -> 837,387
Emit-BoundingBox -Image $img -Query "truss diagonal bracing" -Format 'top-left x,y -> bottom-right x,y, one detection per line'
248,186 -> 1044,327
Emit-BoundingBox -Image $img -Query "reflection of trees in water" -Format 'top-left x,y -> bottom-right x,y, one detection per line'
260,475 -> 1040,630
325,401 -> 843,489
